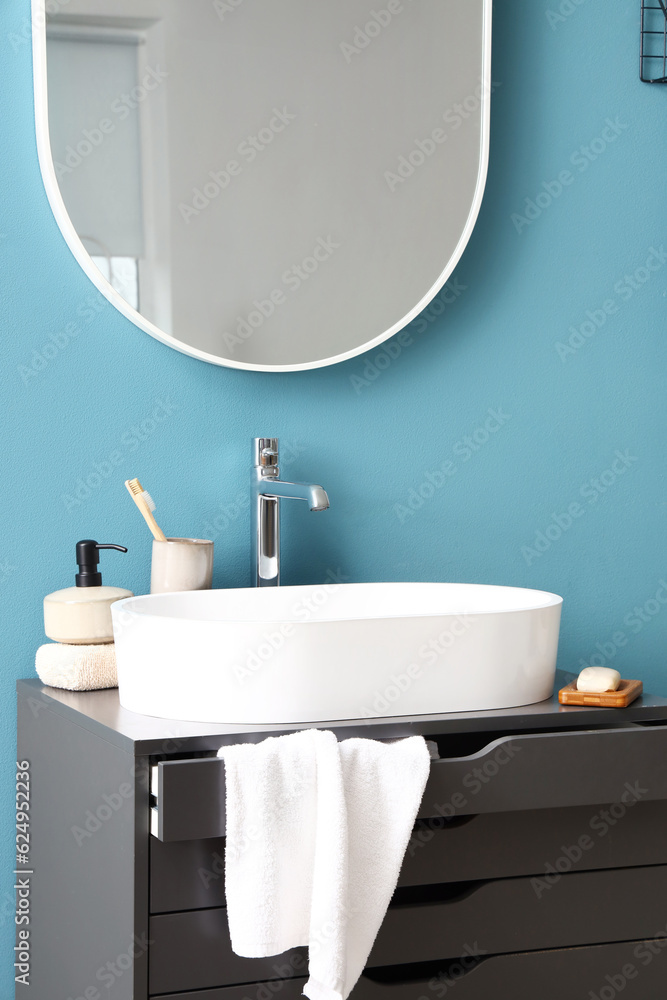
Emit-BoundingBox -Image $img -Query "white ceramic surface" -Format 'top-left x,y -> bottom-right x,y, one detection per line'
112,583 -> 562,724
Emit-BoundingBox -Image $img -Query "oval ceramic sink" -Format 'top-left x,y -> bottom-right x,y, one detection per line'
111,582 -> 562,724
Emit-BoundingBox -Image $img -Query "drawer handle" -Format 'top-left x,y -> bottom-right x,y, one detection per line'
413,814 -> 478,831
364,952 -> 487,984
392,880 -> 485,906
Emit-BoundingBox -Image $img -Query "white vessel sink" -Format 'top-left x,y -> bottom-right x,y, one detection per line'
111,582 -> 562,724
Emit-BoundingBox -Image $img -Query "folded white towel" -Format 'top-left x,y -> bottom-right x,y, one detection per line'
35,642 -> 118,691
218,730 -> 430,1000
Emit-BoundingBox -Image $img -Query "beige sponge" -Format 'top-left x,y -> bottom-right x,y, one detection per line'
36,642 -> 118,691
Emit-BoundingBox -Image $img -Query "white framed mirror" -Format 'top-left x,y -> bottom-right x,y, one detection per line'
33,0 -> 491,371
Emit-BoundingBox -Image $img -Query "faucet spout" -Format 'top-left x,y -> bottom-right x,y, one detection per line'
251,437 -> 330,586
309,486 -> 330,513
259,479 -> 330,512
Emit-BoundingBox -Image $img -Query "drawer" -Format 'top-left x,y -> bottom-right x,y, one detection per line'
151,836 -> 226,912
148,865 -> 667,994
369,864 -> 667,966
149,907 -> 307,995
149,939 -> 667,1000
150,800 -> 667,913
404,797 -> 667,885
151,724 -> 667,841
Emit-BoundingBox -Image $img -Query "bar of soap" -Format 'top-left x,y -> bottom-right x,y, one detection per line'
576,666 -> 621,693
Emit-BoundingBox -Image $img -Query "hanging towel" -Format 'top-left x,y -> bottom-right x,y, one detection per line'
217,730 -> 430,1000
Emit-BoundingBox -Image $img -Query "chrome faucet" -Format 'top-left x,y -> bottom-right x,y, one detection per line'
251,437 -> 329,587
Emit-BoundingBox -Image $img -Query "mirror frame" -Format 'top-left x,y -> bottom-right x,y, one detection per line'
32,0 -> 492,372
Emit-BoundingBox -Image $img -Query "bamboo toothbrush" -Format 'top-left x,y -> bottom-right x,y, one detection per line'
125,479 -> 167,542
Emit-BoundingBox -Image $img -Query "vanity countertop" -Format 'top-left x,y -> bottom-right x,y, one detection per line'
17,673 -> 667,756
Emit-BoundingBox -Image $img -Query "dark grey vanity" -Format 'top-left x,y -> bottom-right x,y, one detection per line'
16,675 -> 667,1000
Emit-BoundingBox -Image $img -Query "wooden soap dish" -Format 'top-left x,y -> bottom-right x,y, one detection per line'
559,679 -> 643,708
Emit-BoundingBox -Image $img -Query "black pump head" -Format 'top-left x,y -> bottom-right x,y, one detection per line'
75,540 -> 128,587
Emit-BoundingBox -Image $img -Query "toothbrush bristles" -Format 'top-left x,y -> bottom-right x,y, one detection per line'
140,490 -> 156,512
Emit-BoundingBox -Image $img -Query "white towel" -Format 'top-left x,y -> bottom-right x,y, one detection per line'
35,642 -> 118,691
217,730 -> 430,1000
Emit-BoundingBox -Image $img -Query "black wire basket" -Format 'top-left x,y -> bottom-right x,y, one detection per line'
641,0 -> 667,82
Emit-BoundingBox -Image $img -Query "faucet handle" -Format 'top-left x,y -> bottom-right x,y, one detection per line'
252,437 -> 279,469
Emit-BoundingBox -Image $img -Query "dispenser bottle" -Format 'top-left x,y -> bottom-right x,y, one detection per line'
43,540 -> 133,644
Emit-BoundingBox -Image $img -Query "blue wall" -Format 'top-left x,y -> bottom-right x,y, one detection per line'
1,0 -> 666,988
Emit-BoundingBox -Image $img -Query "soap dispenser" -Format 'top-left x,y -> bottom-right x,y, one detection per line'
43,540 -> 134,644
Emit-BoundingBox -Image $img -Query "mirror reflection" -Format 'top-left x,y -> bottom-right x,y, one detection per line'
43,0 -> 490,369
